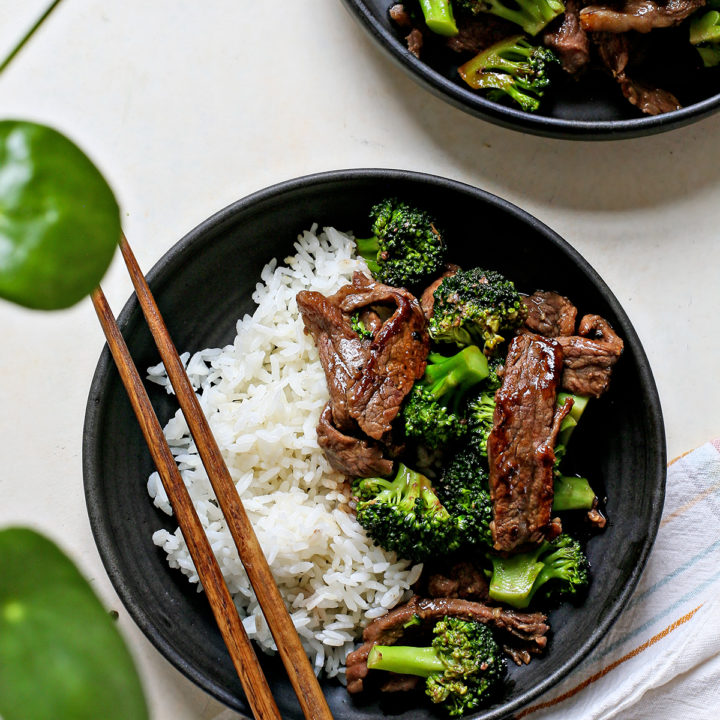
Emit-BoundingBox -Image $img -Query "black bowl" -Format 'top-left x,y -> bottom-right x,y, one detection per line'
339,0 -> 720,139
83,169 -> 666,719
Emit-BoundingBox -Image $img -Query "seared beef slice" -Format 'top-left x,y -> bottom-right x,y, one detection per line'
296,285 -> 367,432
316,405 -> 393,478
488,334 -> 570,552
297,272 -> 428,476
334,273 -> 429,440
522,290 -> 578,337
557,314 -> 624,397
543,0 -> 591,74
580,0 -> 706,33
591,32 -> 682,115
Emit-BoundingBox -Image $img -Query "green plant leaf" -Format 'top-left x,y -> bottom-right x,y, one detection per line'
0,121 -> 120,309
0,528 -> 149,720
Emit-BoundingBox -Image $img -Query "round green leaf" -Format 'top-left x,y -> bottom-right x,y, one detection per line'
0,121 -> 120,309
0,528 -> 149,720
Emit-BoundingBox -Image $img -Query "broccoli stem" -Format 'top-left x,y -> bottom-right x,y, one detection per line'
487,548 -> 545,609
488,536 -> 589,608
558,392 -> 589,423
690,9 -> 720,66
367,645 -> 445,677
469,0 -> 564,36
554,393 -> 590,468
418,0 -> 459,36
425,347 -> 490,404
355,235 -> 381,274
553,475 -> 596,511
690,9 -> 720,44
556,393 -> 589,446
698,44 -> 720,66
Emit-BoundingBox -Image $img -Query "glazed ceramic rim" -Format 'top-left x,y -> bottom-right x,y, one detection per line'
339,0 -> 720,140
83,169 -> 667,717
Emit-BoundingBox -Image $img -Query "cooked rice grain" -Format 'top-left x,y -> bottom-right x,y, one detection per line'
147,226 -> 422,678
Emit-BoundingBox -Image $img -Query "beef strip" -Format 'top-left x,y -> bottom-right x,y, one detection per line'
316,404 -> 394,478
423,560 -> 490,602
334,273 -> 429,441
618,76 -> 682,114
298,272 -> 429,443
488,334 -> 571,552
522,290 -> 578,337
345,595 -> 549,693
445,15 -> 520,54
557,314 -> 624,397
580,0 -> 705,33
543,0 -> 591,74
595,29 -> 630,73
297,284 -> 369,431
419,263 -> 460,320
592,32 -> 682,115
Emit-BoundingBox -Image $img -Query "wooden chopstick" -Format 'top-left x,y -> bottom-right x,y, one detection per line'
91,286 -> 282,720
117,234 -> 334,720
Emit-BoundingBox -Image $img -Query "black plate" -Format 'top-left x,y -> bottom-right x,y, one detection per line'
83,169 -> 666,719
339,0 -> 720,139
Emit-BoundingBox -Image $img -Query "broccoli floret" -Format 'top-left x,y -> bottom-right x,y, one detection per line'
367,617 -> 505,716
438,444 -> 494,549
458,35 -> 559,113
428,267 -> 527,352
484,355 -> 504,391
457,0 -> 565,36
402,346 -> 490,449
466,390 -> 496,458
350,311 -> 374,340
457,360 -> 502,458
353,464 -> 459,562
418,0 -> 459,35
690,9 -> 720,67
487,534 -> 589,609
355,198 -> 446,289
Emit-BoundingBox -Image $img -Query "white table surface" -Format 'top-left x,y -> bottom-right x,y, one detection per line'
1,1 -> 719,718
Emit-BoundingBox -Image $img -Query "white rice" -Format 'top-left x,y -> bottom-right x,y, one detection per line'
147,225 -> 422,679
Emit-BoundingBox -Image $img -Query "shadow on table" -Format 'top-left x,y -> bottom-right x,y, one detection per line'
368,49 -> 720,213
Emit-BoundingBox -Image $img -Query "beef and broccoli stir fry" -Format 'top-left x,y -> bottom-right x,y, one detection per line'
297,198 -> 623,715
389,0 -> 720,115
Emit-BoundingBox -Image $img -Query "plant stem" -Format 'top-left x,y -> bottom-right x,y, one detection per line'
0,0 -> 64,75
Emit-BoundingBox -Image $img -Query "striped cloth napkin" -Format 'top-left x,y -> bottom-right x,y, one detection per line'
514,439 -> 720,720
212,440 -> 720,720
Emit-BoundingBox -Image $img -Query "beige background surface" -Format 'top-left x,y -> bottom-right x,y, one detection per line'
1,1 -> 719,718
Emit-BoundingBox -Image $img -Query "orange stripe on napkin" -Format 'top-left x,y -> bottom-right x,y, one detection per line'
514,604 -> 703,719
661,480 -> 720,528
668,449 -> 695,466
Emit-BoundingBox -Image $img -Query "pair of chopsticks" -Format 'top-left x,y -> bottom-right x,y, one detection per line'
91,235 -> 333,720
